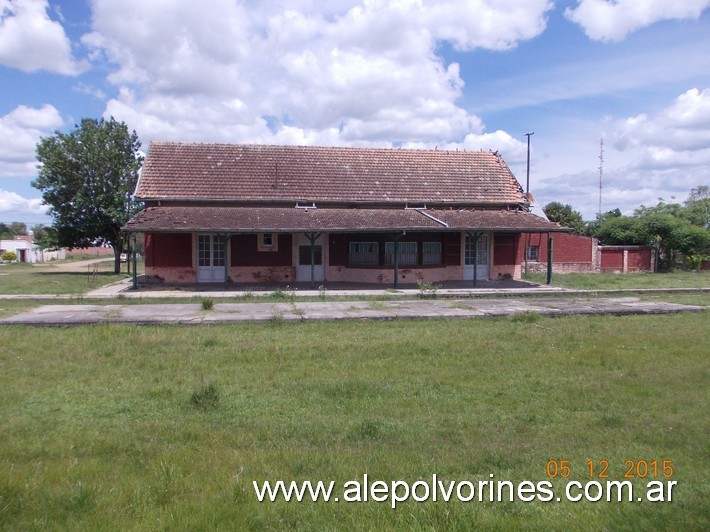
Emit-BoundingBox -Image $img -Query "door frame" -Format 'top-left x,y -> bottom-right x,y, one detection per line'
296,232 -> 325,284
196,233 -> 226,283
463,232 -> 490,282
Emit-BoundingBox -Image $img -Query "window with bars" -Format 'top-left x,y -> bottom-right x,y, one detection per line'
422,241 -> 442,265
349,242 -> 379,265
385,241 -> 417,265
526,245 -> 540,262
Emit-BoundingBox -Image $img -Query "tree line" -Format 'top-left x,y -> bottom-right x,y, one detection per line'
543,186 -> 710,271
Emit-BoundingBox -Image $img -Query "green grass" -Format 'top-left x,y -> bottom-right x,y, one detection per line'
0,261 -> 137,295
524,270 -> 710,290
1,314 -> 708,530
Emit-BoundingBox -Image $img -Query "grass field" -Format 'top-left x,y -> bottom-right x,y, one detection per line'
1,314 -> 708,530
0,261 -> 133,295
524,270 -> 710,290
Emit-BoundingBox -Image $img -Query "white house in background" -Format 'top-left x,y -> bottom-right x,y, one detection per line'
0,235 -> 65,263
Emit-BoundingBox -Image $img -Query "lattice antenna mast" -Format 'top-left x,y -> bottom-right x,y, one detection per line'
598,138 -> 604,217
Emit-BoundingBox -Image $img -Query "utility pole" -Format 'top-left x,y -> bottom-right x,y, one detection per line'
524,132 -> 534,196
523,132 -> 534,277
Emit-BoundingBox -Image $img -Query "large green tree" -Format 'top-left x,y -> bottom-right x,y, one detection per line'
33,118 -> 143,273
542,201 -> 586,234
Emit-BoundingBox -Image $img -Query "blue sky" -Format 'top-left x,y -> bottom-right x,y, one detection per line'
1,0 -> 709,226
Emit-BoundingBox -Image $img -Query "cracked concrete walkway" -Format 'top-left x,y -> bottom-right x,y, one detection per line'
0,297 -> 704,325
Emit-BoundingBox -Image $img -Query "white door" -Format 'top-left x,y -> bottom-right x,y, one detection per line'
464,234 -> 489,280
197,234 -> 226,283
296,233 -> 324,282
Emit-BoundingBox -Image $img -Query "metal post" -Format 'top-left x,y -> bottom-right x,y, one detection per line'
131,233 -> 137,290
467,231 -> 479,287
393,235 -> 400,289
473,233 -> 478,287
305,232 -> 321,289
546,233 -> 553,285
524,132 -> 534,196
224,235 -> 229,289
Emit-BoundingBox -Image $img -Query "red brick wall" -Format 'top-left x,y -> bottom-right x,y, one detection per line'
145,233 -> 192,267
493,233 -> 518,265
627,248 -> 652,271
65,246 -> 115,257
600,247 -> 654,272
329,234 -> 348,266
524,232 -> 594,262
520,233 -> 596,273
443,232 -> 461,266
231,234 -> 292,266
600,249 -> 623,270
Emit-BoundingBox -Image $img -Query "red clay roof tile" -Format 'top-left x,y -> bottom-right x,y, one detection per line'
123,206 -> 566,233
135,142 -> 527,205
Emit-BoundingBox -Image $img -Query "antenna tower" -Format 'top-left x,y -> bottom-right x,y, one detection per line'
598,138 -> 604,217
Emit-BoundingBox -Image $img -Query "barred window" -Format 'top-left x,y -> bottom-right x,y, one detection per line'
385,241 -> 417,265
349,242 -> 379,265
422,242 -> 442,265
526,245 -> 540,262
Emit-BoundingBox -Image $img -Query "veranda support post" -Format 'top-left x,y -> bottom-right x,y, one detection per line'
304,232 -> 321,289
466,231 -> 481,287
547,233 -> 553,284
131,233 -> 137,290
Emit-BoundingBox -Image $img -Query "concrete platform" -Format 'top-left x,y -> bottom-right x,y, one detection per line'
0,297 -> 704,326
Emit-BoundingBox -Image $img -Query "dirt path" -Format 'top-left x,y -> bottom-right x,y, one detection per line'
44,257 -> 114,272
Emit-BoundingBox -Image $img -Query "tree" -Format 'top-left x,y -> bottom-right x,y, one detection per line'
596,215 -> 649,245
585,208 -> 621,237
0,222 -> 27,239
637,206 -> 709,269
31,224 -> 59,251
33,117 -> 143,273
8,222 -> 27,235
685,185 -> 710,229
542,202 -> 586,234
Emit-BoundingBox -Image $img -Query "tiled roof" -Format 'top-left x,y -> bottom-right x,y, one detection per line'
123,206 -> 567,233
136,142 -> 527,205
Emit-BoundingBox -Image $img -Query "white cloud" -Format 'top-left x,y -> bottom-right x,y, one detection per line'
0,189 -> 47,216
565,0 -> 710,42
0,104 -> 63,176
83,0 -> 553,147
429,0 -> 552,51
0,0 -> 88,74
613,88 -> 710,166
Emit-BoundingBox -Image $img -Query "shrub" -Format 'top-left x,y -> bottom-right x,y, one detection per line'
190,381 -> 220,410
201,298 -> 214,311
416,279 -> 439,298
1,250 -> 17,262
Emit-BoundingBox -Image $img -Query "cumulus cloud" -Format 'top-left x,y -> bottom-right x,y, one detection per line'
0,189 -> 47,216
83,0 -> 553,149
429,0 -> 552,51
613,88 -> 710,168
0,0 -> 88,74
0,104 -> 63,176
565,0 -> 710,42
